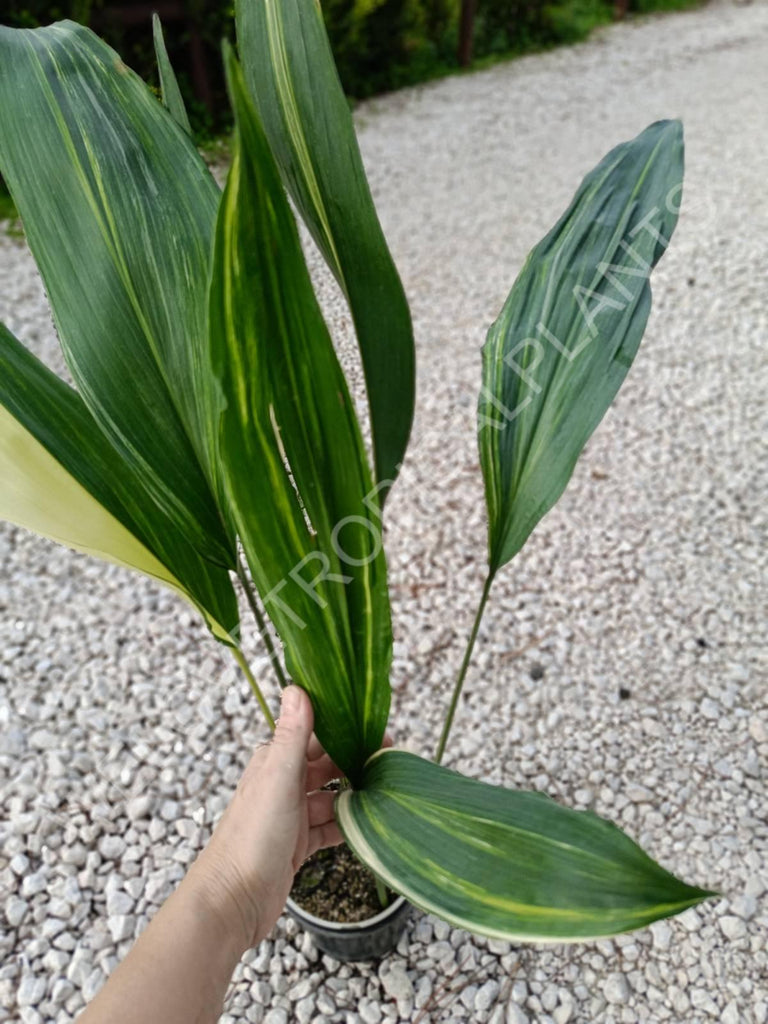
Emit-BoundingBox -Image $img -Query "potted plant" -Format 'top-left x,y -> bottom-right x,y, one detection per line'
0,0 -> 713,964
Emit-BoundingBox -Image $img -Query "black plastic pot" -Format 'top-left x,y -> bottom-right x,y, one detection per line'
285,894 -> 411,962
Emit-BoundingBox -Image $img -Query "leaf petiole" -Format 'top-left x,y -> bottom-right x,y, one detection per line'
231,645 -> 276,731
435,572 -> 494,763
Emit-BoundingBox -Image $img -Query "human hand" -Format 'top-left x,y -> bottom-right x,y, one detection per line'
185,685 -> 343,954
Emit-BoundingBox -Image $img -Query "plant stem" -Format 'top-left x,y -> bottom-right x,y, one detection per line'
236,556 -> 289,691
374,876 -> 390,910
231,646 -> 276,731
435,572 -> 495,764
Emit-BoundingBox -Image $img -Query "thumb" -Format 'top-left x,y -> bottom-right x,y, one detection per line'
269,686 -> 313,780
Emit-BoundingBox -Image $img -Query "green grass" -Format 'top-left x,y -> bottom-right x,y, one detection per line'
0,192 -> 17,220
0,191 -> 23,237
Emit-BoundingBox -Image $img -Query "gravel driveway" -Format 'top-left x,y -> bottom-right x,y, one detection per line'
1,1 -> 766,1021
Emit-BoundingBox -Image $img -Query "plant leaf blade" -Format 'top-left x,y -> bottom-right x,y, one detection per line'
337,749 -> 713,941
480,120 -> 684,571
236,0 -> 415,493
152,14 -> 192,135
0,21 -> 232,566
208,51 -> 392,780
0,322 -> 239,643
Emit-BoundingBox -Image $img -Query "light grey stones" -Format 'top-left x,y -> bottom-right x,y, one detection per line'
126,795 -> 154,821
5,896 -> 29,928
107,914 -> 135,943
97,835 -> 126,861
380,965 -> 413,1003
718,916 -> 747,941
603,972 -> 631,1005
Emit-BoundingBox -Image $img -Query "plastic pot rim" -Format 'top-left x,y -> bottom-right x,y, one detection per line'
285,893 -> 409,932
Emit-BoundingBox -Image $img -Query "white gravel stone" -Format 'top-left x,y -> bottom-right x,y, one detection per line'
381,965 -> 413,1003
699,698 -> 721,721
649,920 -> 672,952
263,1010 -> 288,1024
251,981 -> 271,1005
511,981 -> 528,1005
460,984 -> 477,1010
107,914 -> 136,943
542,983 -> 558,1011
82,967 -> 105,1002
5,895 -> 29,928
413,975 -> 432,1009
722,1001 -> 742,1024
51,979 -> 75,1006
17,973 -> 46,1007
294,996 -> 314,1024
729,895 -> 757,920
360,1000 -> 382,1024
476,979 -> 501,1011
10,853 -> 30,876
160,800 -> 180,821
553,994 -> 575,1024
98,835 -> 126,861
718,915 -> 747,940
506,1004 -> 530,1024
21,871 -> 47,897
603,972 -> 631,1005
126,795 -> 154,821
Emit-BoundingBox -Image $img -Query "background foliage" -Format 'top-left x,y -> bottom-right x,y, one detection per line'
1,0 -> 705,142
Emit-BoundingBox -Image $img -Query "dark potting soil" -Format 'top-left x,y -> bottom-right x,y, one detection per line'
290,842 -> 393,923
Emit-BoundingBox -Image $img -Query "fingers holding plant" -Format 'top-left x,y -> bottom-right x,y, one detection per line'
187,686 -> 344,951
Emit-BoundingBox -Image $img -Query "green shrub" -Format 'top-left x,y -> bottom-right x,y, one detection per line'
474,0 -> 613,59
0,0 -> 708,136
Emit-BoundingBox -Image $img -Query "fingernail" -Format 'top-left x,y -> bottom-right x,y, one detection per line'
281,686 -> 300,714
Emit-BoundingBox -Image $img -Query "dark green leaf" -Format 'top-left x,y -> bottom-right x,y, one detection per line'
337,749 -> 714,940
479,120 -> 684,571
0,322 -> 239,641
0,22 -> 233,566
152,14 -> 192,135
208,50 -> 392,781
236,0 -> 415,494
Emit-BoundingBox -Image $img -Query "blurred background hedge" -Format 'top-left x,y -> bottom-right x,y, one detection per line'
2,0 -> 705,140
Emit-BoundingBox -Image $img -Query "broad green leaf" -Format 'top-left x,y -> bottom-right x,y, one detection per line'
479,120 -> 684,572
152,14 -> 192,135
0,322 -> 239,643
0,22 -> 233,567
337,750 -> 713,941
208,51 -> 392,782
236,0 -> 415,493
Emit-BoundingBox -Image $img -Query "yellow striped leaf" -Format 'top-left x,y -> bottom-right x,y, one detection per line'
236,0 -> 415,494
337,750 -> 714,941
0,322 -> 239,643
208,51 -> 392,781
0,22 -> 233,567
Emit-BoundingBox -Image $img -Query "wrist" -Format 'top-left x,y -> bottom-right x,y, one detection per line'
182,853 -> 263,957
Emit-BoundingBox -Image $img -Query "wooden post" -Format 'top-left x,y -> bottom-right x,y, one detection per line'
458,0 -> 477,68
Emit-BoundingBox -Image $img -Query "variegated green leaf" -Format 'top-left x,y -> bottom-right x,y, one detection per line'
236,0 -> 415,494
152,14 -> 192,135
208,50 -> 392,782
0,22 -> 233,567
337,750 -> 713,941
0,322 -> 239,642
479,120 -> 684,572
